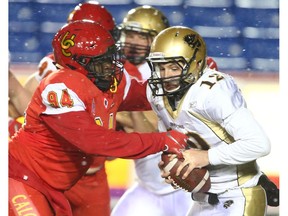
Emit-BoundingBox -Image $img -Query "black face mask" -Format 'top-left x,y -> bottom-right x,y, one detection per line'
122,42 -> 150,65
93,77 -> 111,92
74,45 -> 124,92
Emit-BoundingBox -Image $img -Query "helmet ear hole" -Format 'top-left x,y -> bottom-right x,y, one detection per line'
76,56 -> 90,66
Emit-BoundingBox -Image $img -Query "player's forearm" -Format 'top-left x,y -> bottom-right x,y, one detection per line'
9,70 -> 32,114
130,111 -> 157,133
9,101 -> 21,118
116,111 -> 134,132
23,73 -> 40,95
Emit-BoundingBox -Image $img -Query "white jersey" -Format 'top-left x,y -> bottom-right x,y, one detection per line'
137,62 -> 152,80
146,68 -> 270,194
134,61 -> 179,194
112,62 -> 192,216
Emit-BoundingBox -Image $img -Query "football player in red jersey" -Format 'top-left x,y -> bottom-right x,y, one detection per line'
61,3 -> 120,215
8,20 -> 189,216
9,2 -> 138,215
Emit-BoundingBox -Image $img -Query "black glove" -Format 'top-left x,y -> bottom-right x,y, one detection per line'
257,173 -> 279,207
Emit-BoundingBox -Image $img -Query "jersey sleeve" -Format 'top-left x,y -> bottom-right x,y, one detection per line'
41,111 -> 166,159
201,74 -> 271,165
202,73 -> 246,123
35,53 -> 57,82
37,69 -> 164,158
208,107 -> 271,165
41,82 -> 86,115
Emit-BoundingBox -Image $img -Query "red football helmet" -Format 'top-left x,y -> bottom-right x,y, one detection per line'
67,1 -> 117,37
52,20 -> 123,92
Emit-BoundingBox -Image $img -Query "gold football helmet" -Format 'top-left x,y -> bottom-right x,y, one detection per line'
118,5 -> 170,65
147,26 -> 207,97
121,5 -> 169,36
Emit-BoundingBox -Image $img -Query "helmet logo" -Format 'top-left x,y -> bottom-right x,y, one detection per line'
61,31 -> 76,57
184,34 -> 201,49
184,34 -> 202,62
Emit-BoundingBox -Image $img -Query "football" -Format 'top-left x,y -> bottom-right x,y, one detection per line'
161,153 -> 211,193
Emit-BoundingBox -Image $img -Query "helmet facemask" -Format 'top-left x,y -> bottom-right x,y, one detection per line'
117,5 -> 170,65
118,26 -> 156,65
148,55 -> 203,97
73,45 -> 123,92
110,27 -> 121,42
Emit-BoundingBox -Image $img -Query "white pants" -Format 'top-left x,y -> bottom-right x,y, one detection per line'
111,182 -> 193,216
187,185 -> 267,216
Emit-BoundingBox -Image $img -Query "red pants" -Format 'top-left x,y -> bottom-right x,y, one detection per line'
9,178 -> 55,216
9,153 -> 110,216
64,167 -> 111,216
9,154 -> 72,216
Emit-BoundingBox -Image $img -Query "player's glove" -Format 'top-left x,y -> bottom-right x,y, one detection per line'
206,56 -> 218,71
9,116 -> 24,139
163,130 -> 188,158
257,173 -> 279,206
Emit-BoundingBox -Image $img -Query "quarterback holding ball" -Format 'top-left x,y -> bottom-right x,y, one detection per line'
147,26 -> 272,215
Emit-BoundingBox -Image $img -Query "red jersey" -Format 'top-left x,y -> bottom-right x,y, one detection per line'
9,68 -> 167,191
123,60 -> 142,80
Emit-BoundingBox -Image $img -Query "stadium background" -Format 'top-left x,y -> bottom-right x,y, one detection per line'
9,0 -> 279,215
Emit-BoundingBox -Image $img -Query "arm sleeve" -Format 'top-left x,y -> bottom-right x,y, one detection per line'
34,53 -> 56,82
41,111 -> 166,159
208,107 -> 271,165
202,75 -> 270,165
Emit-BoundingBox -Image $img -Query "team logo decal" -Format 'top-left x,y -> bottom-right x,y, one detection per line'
61,31 -> 75,57
104,98 -> 108,109
184,33 -> 202,49
189,101 -> 197,109
223,200 -> 234,209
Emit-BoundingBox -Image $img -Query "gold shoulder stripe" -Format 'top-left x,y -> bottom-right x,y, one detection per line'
188,111 -> 234,144
188,111 -> 257,185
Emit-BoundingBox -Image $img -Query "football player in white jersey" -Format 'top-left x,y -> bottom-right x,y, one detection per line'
112,6 -> 194,216
147,26 -> 271,216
